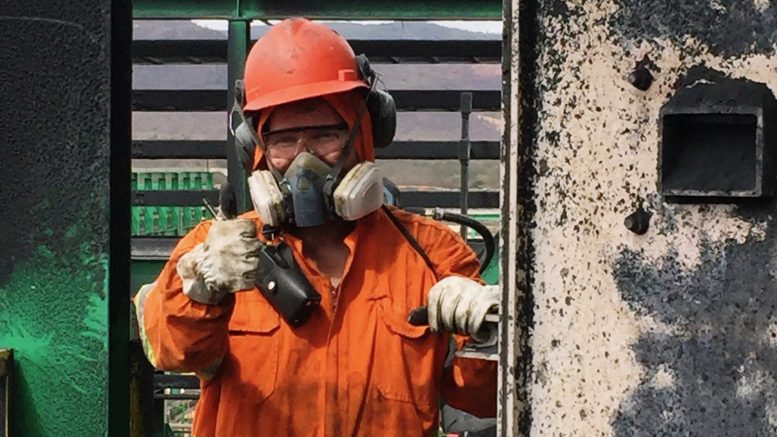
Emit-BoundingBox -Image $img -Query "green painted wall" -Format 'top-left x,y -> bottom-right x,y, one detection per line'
0,1 -> 131,435
0,243 -> 108,435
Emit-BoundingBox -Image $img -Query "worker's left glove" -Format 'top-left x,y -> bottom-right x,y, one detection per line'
176,219 -> 261,305
427,276 -> 500,345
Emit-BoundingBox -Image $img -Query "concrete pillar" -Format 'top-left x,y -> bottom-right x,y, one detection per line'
507,0 -> 777,435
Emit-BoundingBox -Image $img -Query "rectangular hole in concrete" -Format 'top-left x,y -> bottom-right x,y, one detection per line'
662,113 -> 757,194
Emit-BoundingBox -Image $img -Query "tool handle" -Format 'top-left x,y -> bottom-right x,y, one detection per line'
407,307 -> 430,326
219,183 -> 238,219
407,306 -> 500,327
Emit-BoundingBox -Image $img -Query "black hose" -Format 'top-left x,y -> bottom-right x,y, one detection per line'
406,207 -> 496,274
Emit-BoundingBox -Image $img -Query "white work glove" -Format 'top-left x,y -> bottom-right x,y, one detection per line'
176,219 -> 262,305
427,276 -> 500,345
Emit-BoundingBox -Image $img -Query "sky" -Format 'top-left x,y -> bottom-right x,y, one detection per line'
192,19 -> 502,34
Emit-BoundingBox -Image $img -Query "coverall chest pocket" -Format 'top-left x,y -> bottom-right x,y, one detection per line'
374,300 -> 439,412
226,300 -> 281,404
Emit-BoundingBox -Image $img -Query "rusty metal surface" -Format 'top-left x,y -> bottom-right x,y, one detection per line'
508,0 -> 777,435
0,350 -> 10,437
0,351 -> 10,378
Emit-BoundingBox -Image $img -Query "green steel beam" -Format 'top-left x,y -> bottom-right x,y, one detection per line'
227,20 -> 251,211
132,0 -> 501,20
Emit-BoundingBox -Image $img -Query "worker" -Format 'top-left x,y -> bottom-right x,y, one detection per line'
134,17 -> 499,436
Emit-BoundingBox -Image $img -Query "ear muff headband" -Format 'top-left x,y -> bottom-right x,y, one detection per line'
356,54 -> 396,150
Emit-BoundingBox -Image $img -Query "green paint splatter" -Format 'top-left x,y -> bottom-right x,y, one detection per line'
82,291 -> 108,343
0,325 -> 52,362
0,241 -> 108,436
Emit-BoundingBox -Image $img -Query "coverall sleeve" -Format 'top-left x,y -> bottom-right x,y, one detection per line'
133,220 -> 234,379
412,216 -> 499,418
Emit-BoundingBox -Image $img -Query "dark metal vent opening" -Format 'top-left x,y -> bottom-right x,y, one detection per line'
659,77 -> 777,201
662,113 -> 757,194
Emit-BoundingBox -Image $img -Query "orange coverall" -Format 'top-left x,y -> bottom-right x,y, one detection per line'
135,206 -> 497,436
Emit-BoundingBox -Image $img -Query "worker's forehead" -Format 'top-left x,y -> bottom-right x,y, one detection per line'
267,98 -> 343,131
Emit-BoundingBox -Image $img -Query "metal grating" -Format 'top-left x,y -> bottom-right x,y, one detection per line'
132,36 -> 502,253
132,89 -> 501,112
133,39 -> 501,64
132,0 -> 501,20
132,139 -> 500,160
131,189 -> 498,209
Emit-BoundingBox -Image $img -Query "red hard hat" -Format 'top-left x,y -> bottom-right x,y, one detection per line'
243,18 -> 369,113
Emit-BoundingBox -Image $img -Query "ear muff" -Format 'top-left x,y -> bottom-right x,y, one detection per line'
230,79 -> 261,173
367,89 -> 396,149
356,54 -> 396,149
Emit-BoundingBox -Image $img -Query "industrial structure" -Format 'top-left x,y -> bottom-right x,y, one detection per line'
3,0 -> 777,436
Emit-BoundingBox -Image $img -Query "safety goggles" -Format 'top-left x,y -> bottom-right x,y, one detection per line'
263,123 -> 349,160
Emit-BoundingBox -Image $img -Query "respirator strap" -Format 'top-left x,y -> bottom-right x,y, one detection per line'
324,77 -> 378,200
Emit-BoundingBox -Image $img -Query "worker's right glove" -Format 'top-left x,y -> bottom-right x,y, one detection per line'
176,219 -> 262,305
427,276 -> 500,345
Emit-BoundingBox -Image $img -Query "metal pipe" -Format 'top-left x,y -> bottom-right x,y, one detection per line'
459,92 -> 473,240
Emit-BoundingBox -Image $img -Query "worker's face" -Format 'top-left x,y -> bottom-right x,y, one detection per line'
263,99 -> 358,174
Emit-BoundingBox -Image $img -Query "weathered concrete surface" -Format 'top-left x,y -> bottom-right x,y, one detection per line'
513,0 -> 777,435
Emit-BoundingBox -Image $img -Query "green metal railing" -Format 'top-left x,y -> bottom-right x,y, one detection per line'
132,0 -> 500,20
131,172 -> 214,237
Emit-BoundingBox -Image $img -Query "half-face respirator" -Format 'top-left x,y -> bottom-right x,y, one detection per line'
233,55 -> 394,228
247,151 -> 385,228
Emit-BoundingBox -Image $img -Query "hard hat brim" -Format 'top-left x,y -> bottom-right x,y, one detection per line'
244,79 -> 369,113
